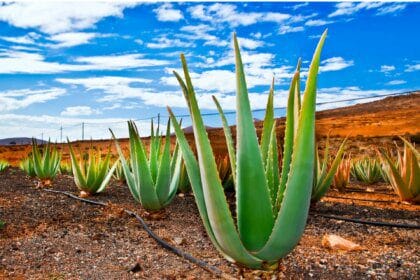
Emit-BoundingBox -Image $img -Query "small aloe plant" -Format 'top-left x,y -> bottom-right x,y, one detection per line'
111,119 -> 183,211
0,160 -> 9,172
333,153 -> 352,192
379,138 -> 419,204
113,160 -> 127,185
68,141 -> 118,196
20,157 -> 36,177
31,140 -> 61,187
59,161 -> 72,175
167,31 -> 327,268
351,157 -> 383,184
311,137 -> 347,203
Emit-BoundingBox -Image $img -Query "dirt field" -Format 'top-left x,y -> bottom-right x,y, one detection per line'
0,168 -> 419,279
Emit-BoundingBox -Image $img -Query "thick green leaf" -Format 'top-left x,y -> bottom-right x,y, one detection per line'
234,33 -> 274,251
212,96 -> 236,185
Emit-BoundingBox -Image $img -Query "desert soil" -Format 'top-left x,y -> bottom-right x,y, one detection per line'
0,168 -> 419,279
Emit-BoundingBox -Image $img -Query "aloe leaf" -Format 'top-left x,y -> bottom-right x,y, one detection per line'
293,59 -> 302,136
233,33 -> 274,251
212,95 -> 236,185
68,140 -> 87,189
110,129 -> 139,201
257,30 -> 327,261
128,121 -> 160,209
266,121 -> 280,205
260,78 -> 275,165
97,159 -> 119,193
312,138 -> 347,202
275,67 -> 300,209
156,119 -> 172,204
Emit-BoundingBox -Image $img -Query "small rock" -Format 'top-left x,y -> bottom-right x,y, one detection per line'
79,191 -> 90,198
322,234 -> 363,251
173,237 -> 185,245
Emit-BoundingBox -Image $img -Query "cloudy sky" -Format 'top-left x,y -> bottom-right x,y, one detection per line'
0,1 -> 418,140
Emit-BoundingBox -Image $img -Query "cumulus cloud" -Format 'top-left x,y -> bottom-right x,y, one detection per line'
405,63 -> 420,72
386,80 -> 406,86
380,65 -> 395,73
319,57 -> 354,72
153,3 -> 183,22
0,2 -> 138,34
328,2 -> 406,18
0,88 -> 66,112
188,3 -> 293,27
0,50 -> 170,74
61,106 -> 100,116
146,35 -> 194,49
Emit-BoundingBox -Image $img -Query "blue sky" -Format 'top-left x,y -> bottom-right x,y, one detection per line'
0,1 -> 418,140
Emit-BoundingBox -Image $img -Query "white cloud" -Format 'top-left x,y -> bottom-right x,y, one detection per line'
61,106 -> 100,116
56,76 -> 153,102
328,2 -> 405,18
0,32 -> 40,45
292,2 -> 309,10
386,80 -> 406,86
0,88 -> 66,112
47,32 -> 101,48
380,65 -> 395,73
236,37 -> 264,50
305,19 -> 333,26
153,3 -> 183,22
188,3 -> 293,27
179,24 -> 229,47
405,63 -> 420,72
319,57 -> 354,72
376,4 -> 407,16
146,35 -> 194,49
278,25 -> 304,35
0,50 -> 170,74
0,2 -> 138,34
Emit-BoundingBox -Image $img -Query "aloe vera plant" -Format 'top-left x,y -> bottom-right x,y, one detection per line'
178,161 -> 191,193
351,157 -> 383,184
111,119 -> 183,210
379,138 -> 419,204
31,140 -> 61,187
167,31 -> 327,268
333,153 -> 351,192
59,161 -> 72,174
311,137 -> 347,202
68,141 -> 118,195
0,160 -> 9,172
113,160 -> 127,185
20,157 -> 36,177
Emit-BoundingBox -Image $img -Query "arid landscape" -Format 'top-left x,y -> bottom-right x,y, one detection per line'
1,92 -> 419,166
1,92 -> 419,279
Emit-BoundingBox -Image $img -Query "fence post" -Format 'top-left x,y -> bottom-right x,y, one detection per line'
82,122 -> 85,141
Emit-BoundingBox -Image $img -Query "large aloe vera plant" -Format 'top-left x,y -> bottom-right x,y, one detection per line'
351,157 -> 383,184
111,119 -> 183,210
167,31 -> 327,268
68,142 -> 118,196
31,140 -> 61,187
311,137 -> 347,202
379,138 -> 419,204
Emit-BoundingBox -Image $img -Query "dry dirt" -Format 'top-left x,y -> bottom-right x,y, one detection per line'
0,168 -> 419,279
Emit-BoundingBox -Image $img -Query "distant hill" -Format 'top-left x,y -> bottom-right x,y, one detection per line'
0,137 -> 46,146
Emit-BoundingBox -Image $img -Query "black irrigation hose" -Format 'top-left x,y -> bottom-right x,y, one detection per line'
44,189 -> 233,279
325,195 -> 398,203
313,213 -> 420,229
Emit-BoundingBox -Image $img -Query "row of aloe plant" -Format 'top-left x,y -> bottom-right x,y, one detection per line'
9,31 -> 418,270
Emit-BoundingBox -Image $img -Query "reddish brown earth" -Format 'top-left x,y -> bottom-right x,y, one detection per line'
0,92 -> 419,166
0,168 -> 419,279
